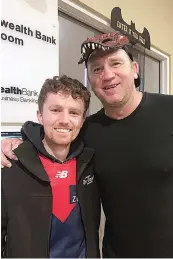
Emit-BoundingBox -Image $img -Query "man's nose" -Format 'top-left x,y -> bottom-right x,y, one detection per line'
58,112 -> 70,125
101,65 -> 115,81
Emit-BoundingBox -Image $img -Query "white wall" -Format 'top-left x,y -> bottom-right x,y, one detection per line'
1,0 -> 59,123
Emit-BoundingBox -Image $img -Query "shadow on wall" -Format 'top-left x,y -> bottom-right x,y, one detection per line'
16,0 -> 47,13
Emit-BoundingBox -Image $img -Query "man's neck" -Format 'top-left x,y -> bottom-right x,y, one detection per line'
42,138 -> 70,162
104,90 -> 143,120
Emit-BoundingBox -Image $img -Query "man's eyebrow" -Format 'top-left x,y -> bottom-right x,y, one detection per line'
49,104 -> 61,108
88,56 -> 124,68
108,56 -> 123,62
48,105 -> 82,113
48,104 -> 63,110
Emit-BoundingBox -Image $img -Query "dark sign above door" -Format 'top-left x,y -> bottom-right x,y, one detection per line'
111,7 -> 151,50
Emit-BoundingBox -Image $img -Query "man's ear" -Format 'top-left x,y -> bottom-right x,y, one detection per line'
37,110 -> 43,125
133,61 -> 139,79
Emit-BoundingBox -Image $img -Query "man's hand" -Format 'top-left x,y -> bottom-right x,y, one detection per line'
1,138 -> 23,168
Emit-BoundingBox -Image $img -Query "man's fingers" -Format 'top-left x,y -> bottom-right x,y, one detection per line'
1,151 -> 12,168
5,150 -> 17,160
11,139 -> 23,152
1,138 -> 23,168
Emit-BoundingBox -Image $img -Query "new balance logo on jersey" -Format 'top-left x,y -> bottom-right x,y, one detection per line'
83,175 -> 94,185
55,170 -> 68,178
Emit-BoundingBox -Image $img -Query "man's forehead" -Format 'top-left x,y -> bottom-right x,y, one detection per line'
87,48 -> 129,65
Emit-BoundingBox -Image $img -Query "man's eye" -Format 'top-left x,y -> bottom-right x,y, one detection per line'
93,67 -> 101,73
51,109 -> 60,112
70,111 -> 79,115
112,62 -> 121,67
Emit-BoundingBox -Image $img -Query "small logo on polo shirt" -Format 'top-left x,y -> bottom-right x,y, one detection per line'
55,170 -> 68,178
83,175 -> 94,185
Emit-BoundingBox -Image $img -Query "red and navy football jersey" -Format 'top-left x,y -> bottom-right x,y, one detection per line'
39,154 -> 86,258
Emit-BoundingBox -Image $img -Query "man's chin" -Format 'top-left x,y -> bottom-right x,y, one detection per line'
55,140 -> 71,146
103,94 -> 124,106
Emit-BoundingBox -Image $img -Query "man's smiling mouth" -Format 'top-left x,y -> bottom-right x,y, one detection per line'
55,128 -> 71,133
103,83 -> 120,90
